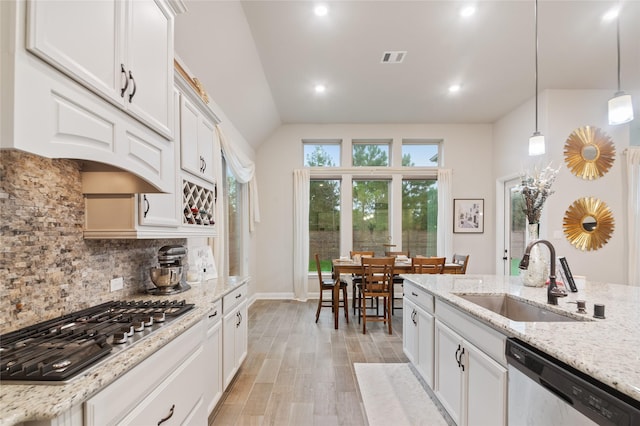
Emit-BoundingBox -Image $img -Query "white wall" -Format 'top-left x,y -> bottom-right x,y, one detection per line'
494,89 -> 634,284
254,123 -> 494,296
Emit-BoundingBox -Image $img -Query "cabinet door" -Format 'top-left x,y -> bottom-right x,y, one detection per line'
138,193 -> 179,227
466,343 -> 507,426
197,117 -> 216,183
222,307 -> 238,389
124,0 -> 174,138
26,0 -> 124,107
435,320 -> 463,426
204,316 -> 223,415
402,298 -> 418,365
180,96 -> 201,177
415,307 -> 434,388
235,300 -> 248,366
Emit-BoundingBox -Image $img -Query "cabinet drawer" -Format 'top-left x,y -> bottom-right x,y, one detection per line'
404,282 -> 435,314
206,300 -> 223,329
223,284 -> 247,314
84,322 -> 203,425
119,345 -> 205,425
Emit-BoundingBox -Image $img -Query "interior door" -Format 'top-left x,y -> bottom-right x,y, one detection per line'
503,178 -> 526,276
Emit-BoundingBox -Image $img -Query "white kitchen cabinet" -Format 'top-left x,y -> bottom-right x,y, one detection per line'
434,306 -> 507,426
179,91 -> 217,183
84,321 -> 206,426
204,300 -> 223,415
402,282 -> 435,388
223,284 -> 248,389
26,0 -> 177,139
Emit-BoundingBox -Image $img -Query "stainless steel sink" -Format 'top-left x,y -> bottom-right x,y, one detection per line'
455,293 -> 587,322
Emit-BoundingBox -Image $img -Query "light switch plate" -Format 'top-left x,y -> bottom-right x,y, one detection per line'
110,277 -> 124,292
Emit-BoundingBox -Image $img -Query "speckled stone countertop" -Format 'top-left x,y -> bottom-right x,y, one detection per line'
401,274 -> 640,403
0,276 -> 249,426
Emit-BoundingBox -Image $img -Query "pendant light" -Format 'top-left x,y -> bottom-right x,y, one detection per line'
608,10 -> 634,125
528,0 -> 545,156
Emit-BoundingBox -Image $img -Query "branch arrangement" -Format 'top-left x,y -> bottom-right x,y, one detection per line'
520,164 -> 559,224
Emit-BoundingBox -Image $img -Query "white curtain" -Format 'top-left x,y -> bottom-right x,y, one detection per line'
627,147 -> 640,286
215,125 -> 260,232
437,169 -> 453,261
293,169 -> 310,301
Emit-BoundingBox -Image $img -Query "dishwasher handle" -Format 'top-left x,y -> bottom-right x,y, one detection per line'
539,378 -> 573,405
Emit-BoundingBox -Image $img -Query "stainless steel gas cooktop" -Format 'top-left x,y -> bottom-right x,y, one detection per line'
0,299 -> 194,384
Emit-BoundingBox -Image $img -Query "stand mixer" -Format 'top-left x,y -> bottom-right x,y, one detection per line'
148,245 -> 191,294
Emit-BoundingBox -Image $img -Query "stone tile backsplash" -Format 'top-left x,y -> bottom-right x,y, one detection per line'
0,150 -> 186,334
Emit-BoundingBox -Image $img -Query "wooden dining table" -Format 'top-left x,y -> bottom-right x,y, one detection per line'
330,258 -> 464,329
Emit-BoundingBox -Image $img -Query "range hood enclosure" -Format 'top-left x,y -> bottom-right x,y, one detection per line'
80,162 -> 166,194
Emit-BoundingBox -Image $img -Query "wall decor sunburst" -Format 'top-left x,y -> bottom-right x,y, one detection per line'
563,126 -> 615,180
563,197 -> 615,251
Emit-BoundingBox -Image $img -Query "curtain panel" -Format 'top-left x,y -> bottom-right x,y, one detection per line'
437,169 -> 453,261
293,169 -> 310,300
627,147 -> 640,286
215,125 -> 261,232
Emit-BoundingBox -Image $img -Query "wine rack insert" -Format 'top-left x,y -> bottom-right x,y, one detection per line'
182,179 -> 215,226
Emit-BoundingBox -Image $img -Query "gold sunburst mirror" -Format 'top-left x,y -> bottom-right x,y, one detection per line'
563,126 -> 615,180
563,197 -> 615,251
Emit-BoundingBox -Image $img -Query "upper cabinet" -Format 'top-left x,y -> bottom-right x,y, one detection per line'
180,96 -> 217,183
26,0 -> 175,139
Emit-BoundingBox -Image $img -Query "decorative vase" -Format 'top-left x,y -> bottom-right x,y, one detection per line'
521,223 -> 549,287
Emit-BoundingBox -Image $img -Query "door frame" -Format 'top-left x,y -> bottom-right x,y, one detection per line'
495,173 -> 520,275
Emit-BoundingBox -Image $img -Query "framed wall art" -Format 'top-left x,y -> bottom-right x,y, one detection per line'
454,199 -> 484,233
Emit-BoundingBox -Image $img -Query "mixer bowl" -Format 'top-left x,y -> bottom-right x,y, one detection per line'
150,266 -> 183,288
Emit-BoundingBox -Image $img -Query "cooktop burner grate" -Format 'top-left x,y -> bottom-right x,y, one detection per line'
0,299 -> 194,383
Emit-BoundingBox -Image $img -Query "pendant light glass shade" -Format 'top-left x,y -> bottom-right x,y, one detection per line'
529,132 -> 546,156
608,91 -> 634,125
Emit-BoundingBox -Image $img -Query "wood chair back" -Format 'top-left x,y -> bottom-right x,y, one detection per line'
452,254 -> 470,274
360,257 -> 395,292
412,256 -> 446,274
314,253 -> 328,287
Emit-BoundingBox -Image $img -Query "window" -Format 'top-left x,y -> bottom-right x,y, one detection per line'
224,159 -> 242,276
352,140 -> 390,167
304,141 -> 341,167
306,138 -> 441,272
353,180 -> 389,255
402,179 -> 438,256
402,140 -> 441,167
309,179 -> 341,271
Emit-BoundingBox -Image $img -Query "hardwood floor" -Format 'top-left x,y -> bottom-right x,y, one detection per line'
209,299 -> 408,425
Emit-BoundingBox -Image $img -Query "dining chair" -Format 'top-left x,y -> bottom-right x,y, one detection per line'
359,256 -> 394,334
452,254 -> 470,274
412,256 -> 446,274
314,254 -> 349,323
350,250 -> 375,316
384,251 -> 410,315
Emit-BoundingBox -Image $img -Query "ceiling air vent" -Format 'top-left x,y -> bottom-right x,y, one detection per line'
381,51 -> 407,64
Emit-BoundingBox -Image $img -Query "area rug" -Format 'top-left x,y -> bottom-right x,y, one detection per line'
354,363 -> 448,426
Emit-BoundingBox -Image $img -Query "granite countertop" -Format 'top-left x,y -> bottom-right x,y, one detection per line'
0,276 -> 249,426
401,273 -> 640,403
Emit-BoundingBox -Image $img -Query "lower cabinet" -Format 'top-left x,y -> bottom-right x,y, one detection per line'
204,300 -> 223,415
84,321 -> 206,425
222,284 -> 248,388
403,297 -> 434,388
434,319 -> 507,426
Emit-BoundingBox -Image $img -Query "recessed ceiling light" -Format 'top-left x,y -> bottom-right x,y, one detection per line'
449,84 -> 462,93
314,4 -> 328,17
460,5 -> 476,18
314,84 -> 326,94
602,8 -> 619,21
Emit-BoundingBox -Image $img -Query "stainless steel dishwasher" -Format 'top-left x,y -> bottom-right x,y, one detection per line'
506,339 -> 640,426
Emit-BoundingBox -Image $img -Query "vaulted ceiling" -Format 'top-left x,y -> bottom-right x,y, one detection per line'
175,1 -> 640,149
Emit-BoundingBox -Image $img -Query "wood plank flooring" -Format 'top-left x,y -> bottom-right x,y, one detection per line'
209,299 -> 408,425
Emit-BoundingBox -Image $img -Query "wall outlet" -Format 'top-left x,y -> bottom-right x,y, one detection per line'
110,277 -> 124,292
